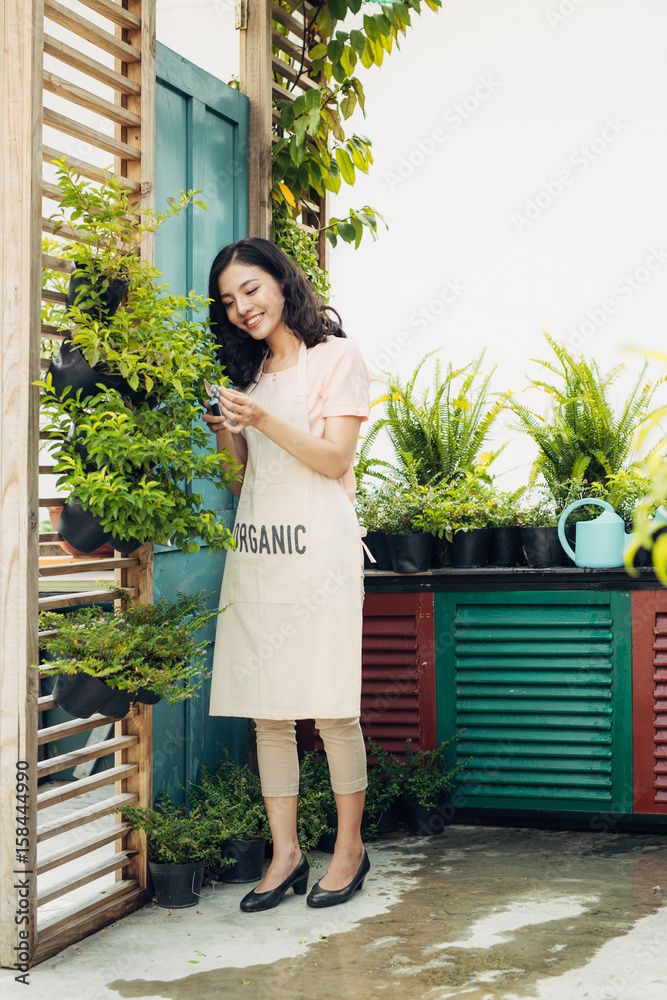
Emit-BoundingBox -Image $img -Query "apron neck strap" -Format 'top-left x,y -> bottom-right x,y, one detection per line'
296,341 -> 307,397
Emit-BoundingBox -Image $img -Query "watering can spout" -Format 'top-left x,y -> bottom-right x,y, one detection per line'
557,498 -> 626,568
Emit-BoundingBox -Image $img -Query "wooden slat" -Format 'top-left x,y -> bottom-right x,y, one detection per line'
37,850 -> 137,906
41,287 -> 67,305
34,882 -> 146,960
271,2 -> 318,41
43,70 -> 141,127
40,324 -> 64,339
43,35 -> 141,97
38,713 -> 127,747
42,216 -> 89,244
38,497 -> 67,507
39,532 -> 60,542
272,80 -> 296,102
272,55 -> 319,90
77,0 -> 142,29
42,180 -> 64,203
43,145 -> 140,191
271,30 -> 312,71
38,588 -> 138,611
242,0 -> 272,239
37,734 -> 140,778
39,556 -> 140,576
44,1 -> 141,64
38,464 -> 55,474
42,251 -> 70,273
43,107 -> 142,161
38,822 -> 135,875
37,763 -> 139,808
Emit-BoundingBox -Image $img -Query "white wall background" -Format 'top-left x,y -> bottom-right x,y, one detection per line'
157,0 -> 667,487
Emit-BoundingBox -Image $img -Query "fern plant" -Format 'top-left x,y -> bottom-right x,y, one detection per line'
356,351 -> 504,488
505,333 -> 667,507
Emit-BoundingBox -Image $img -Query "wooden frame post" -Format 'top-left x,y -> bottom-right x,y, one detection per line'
240,0 -> 272,239
0,0 -> 43,973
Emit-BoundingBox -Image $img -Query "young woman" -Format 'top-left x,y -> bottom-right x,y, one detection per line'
205,238 -> 371,912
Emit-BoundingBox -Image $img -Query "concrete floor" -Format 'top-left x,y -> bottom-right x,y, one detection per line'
3,823 -> 667,1000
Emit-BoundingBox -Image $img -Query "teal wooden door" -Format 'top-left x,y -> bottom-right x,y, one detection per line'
151,44 -> 249,805
435,591 -> 633,813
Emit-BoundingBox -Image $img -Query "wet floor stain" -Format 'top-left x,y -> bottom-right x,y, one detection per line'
107,826 -> 667,1000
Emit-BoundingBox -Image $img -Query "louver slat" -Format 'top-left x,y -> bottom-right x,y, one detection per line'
632,592 -> 667,813
437,592 -> 632,812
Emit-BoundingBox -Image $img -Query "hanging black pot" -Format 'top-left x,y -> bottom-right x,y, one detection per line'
403,792 -> 452,836
47,337 -> 147,406
107,532 -> 145,556
363,531 -> 393,570
387,533 -> 433,573
52,672 -> 131,720
148,860 -> 205,908
520,525 -> 568,567
68,264 -> 129,321
56,498 -> 112,556
133,687 -> 161,705
488,526 -> 525,567
220,838 -> 266,883
450,527 -> 492,568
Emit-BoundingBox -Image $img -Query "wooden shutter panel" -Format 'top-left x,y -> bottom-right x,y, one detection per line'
632,591 -> 667,814
436,591 -> 633,813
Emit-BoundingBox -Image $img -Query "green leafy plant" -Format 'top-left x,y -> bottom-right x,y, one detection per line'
38,161 -> 241,553
401,736 -> 470,808
357,351 -> 504,488
116,791 -> 227,866
517,486 -> 559,527
37,588 -> 224,702
363,738 -> 403,819
413,476 -> 502,541
189,756 -> 271,842
505,333 -> 667,507
272,213 -> 330,301
298,750 -> 337,855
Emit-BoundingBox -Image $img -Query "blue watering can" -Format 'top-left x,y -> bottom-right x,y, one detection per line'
558,498 -> 626,568
559,498 -> 667,568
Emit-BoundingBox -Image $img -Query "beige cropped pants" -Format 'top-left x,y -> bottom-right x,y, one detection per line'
254,717 -> 368,797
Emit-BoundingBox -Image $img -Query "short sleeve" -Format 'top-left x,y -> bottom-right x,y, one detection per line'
319,339 -> 371,421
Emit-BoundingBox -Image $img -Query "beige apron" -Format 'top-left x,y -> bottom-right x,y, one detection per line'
209,342 -> 364,720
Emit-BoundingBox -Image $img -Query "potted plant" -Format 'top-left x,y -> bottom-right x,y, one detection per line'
189,756 -> 271,884
363,738 -> 404,836
517,487 -> 564,567
36,587 -> 225,719
400,737 -> 470,837
354,486 -> 393,570
39,164 -> 241,556
486,487 -> 527,567
117,791 -> 227,908
415,476 -> 496,568
299,751 -> 338,852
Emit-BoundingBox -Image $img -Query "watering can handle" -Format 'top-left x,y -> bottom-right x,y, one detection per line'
557,498 -> 615,563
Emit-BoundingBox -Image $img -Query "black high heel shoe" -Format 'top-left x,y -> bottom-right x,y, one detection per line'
306,850 -> 370,908
239,853 -> 310,912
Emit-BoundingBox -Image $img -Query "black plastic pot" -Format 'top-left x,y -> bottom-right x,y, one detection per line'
489,526 -> 525,567
403,792 -> 452,836
220,838 -> 266,883
68,265 -> 129,321
107,532 -> 145,556
134,687 -> 161,705
387,533 -> 433,574
450,527 -> 492,568
520,525 -> 568,567
56,497 -> 111,556
47,337 -> 147,405
363,798 -> 401,835
148,860 -> 205,908
52,672 -> 131,720
363,531 -> 393,570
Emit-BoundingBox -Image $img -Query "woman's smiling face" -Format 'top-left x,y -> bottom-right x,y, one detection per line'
217,262 -> 288,342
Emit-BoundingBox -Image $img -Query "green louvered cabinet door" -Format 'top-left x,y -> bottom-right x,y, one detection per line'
435,591 -> 633,812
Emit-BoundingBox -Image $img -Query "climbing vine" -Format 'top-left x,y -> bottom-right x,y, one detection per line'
271,0 -> 441,249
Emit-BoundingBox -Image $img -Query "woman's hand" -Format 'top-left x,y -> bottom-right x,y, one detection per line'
202,386 -> 265,435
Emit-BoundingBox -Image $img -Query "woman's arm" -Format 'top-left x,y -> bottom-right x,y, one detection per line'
203,404 -> 248,496
214,385 -> 361,480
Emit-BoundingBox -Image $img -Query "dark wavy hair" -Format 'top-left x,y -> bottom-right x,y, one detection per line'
208,237 -> 345,388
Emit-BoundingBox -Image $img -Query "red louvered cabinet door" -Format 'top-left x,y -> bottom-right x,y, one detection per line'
360,592 -> 437,755
632,591 -> 667,814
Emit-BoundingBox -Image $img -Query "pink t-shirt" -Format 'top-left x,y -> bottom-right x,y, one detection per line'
246,336 -> 370,500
